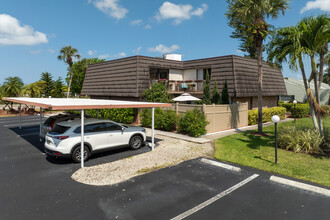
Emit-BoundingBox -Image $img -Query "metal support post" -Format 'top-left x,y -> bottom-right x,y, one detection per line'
39,107 -> 43,142
81,109 -> 85,168
19,104 -> 21,130
275,122 -> 278,164
151,107 -> 155,151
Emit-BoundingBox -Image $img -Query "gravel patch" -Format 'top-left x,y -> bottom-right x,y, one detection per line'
72,134 -> 214,186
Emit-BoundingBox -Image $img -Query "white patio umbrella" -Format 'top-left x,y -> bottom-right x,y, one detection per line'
172,93 -> 201,102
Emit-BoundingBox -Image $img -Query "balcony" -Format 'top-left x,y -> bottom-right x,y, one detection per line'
150,79 -> 204,94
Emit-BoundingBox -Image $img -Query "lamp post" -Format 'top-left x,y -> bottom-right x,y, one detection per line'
293,100 -> 297,123
271,115 -> 280,164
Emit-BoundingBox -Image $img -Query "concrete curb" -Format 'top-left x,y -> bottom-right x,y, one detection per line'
200,158 -> 241,172
270,175 -> 330,197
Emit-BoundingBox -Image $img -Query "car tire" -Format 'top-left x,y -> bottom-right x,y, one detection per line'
129,135 -> 143,150
72,145 -> 90,163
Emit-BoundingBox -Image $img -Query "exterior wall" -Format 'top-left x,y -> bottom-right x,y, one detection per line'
232,96 -> 279,109
81,56 -> 139,97
170,103 -> 248,134
169,69 -> 183,80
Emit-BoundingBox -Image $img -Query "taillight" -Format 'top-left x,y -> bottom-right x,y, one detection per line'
50,120 -> 55,130
54,152 -> 62,156
54,136 -> 69,140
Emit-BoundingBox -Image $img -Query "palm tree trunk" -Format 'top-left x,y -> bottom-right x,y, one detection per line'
298,56 -> 319,131
318,44 -> 327,103
257,39 -> 263,134
67,66 -> 74,98
311,55 -> 320,103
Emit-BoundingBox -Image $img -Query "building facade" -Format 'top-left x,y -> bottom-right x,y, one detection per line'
81,55 -> 287,109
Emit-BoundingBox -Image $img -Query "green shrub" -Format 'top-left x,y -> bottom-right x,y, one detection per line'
278,100 -> 284,105
278,126 -> 324,154
278,103 -> 310,118
86,108 -> 137,124
248,107 -> 286,125
140,108 -> 177,131
178,108 -> 209,137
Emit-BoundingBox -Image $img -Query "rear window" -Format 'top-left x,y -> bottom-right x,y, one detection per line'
44,117 -> 55,125
49,125 -> 70,135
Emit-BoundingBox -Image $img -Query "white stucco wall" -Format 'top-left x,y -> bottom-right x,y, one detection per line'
183,69 -> 197,81
169,69 -> 183,80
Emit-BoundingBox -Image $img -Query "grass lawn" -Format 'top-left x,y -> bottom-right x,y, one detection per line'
214,117 -> 330,187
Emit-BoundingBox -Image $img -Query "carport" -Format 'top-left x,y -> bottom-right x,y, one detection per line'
2,97 -> 171,168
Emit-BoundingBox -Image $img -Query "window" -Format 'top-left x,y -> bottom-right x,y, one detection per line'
50,125 -> 70,135
105,122 -> 123,131
203,68 -> 212,80
74,123 -> 106,133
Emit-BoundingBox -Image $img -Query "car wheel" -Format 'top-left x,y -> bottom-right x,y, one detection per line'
129,135 -> 143,150
72,145 -> 90,163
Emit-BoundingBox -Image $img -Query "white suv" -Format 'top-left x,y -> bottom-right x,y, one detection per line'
44,118 -> 146,162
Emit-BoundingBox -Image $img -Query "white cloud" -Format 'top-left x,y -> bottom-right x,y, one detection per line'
131,19 -> 142,26
300,0 -> 330,13
0,14 -> 48,45
90,0 -> 128,20
47,49 -> 55,53
88,50 -> 97,56
98,52 -> 127,60
236,49 -> 243,54
148,44 -> 180,53
29,49 -> 42,55
155,2 -> 208,25
133,46 -> 142,54
144,24 -> 152,29
99,54 -> 111,59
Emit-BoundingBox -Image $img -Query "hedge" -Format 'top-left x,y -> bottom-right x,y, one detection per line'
279,103 -> 310,117
141,108 -> 177,131
141,108 -> 209,137
86,108 -> 137,124
177,108 -> 209,137
248,107 -> 286,125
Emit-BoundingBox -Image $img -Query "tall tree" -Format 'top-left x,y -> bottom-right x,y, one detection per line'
22,81 -> 45,97
226,0 -> 289,134
66,58 -> 105,95
267,25 -> 322,133
57,46 -> 80,98
221,80 -> 230,104
40,72 -> 54,97
1,76 -> 24,97
203,70 -> 211,104
52,77 -> 65,98
212,80 -> 221,104
300,15 -> 330,135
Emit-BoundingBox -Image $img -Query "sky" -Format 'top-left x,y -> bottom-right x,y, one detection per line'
0,0 -> 329,85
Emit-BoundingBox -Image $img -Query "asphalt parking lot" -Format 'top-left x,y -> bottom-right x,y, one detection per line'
0,115 -> 329,220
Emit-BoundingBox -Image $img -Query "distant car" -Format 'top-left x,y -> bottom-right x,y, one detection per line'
40,113 -> 87,140
44,118 -> 146,162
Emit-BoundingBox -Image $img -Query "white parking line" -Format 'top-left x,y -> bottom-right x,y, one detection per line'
270,176 -> 330,197
171,174 -> 259,220
0,118 -> 42,123
17,133 -> 40,137
201,158 -> 241,172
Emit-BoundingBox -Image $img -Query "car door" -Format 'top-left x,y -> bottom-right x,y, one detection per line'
83,123 -> 109,151
105,122 -> 127,147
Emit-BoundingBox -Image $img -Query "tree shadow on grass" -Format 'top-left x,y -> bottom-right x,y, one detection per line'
236,131 -> 275,150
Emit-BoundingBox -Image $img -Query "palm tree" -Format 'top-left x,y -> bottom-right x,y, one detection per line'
299,15 -> 330,135
267,25 -> 321,133
1,76 -> 24,109
226,0 -> 289,134
57,46 -> 80,98
22,81 -> 45,98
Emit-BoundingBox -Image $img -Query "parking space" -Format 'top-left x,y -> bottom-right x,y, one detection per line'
0,116 -> 329,220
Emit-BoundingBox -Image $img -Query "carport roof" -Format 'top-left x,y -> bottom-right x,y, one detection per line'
2,97 -> 171,110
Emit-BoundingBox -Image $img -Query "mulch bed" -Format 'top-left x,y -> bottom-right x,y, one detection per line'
0,109 -> 39,116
